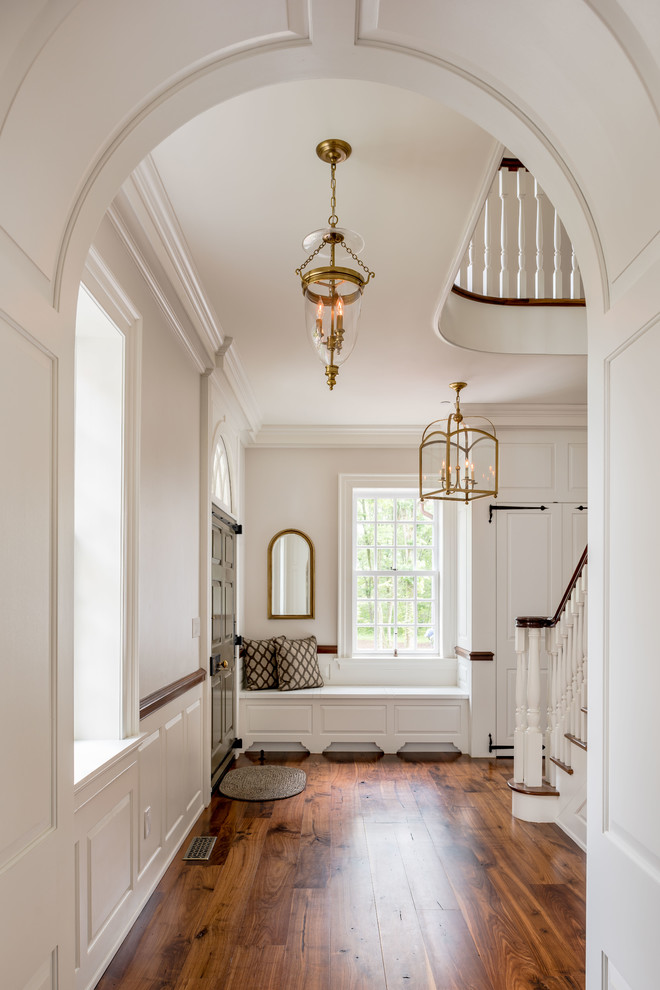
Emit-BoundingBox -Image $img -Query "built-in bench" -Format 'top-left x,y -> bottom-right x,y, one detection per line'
238,646 -> 469,754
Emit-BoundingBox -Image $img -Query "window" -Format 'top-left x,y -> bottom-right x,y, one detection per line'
212,433 -> 232,512
353,489 -> 439,654
73,261 -> 141,768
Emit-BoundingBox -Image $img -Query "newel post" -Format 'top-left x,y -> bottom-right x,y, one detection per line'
525,625 -> 544,787
513,625 -> 528,784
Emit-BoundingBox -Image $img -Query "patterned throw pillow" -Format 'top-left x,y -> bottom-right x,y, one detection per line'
275,636 -> 324,691
243,638 -> 280,690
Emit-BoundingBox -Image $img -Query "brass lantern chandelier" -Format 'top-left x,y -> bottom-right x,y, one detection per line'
419,383 -> 498,504
296,139 -> 374,390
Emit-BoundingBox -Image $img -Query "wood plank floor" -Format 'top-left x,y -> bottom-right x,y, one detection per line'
95,752 -> 585,990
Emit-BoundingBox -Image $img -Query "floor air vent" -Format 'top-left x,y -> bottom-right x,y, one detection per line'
183,836 -> 216,861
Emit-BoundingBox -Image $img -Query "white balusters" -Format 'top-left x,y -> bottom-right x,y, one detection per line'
499,168 -> 511,298
545,625 -> 559,787
517,169 -> 528,298
454,162 -> 584,302
482,191 -> 493,296
570,244 -> 582,300
534,178 -> 545,298
580,566 -> 588,741
553,209 -> 563,299
513,554 -> 588,793
466,237 -> 475,293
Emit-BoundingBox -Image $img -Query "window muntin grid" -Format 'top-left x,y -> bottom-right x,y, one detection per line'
353,491 -> 439,654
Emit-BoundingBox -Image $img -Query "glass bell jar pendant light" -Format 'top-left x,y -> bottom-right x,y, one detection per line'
296,139 -> 375,390
419,382 -> 499,504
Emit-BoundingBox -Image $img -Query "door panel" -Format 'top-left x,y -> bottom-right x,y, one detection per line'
210,508 -> 237,784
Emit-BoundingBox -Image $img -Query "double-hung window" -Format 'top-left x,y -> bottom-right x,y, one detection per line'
353,488 -> 440,655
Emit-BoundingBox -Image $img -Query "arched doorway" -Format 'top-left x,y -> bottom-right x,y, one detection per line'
2,5 -> 659,989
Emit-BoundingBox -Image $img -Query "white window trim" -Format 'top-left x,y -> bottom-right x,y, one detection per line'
79,250 -> 142,743
338,474 -> 456,660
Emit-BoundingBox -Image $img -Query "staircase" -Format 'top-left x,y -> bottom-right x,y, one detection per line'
508,547 -> 588,850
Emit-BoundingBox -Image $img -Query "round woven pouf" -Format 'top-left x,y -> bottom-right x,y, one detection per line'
219,765 -> 306,802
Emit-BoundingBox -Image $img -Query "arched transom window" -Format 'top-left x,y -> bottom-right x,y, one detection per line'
212,434 -> 232,511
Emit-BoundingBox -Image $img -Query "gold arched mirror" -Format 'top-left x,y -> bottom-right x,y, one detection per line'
267,529 -> 315,619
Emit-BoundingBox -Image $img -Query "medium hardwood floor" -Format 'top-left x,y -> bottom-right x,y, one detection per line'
95,752 -> 585,990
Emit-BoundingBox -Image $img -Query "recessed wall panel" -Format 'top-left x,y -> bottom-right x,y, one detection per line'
499,442 -> 554,490
321,704 -> 387,734
246,704 -> 313,734
88,794 -> 132,942
19,951 -> 57,990
165,713 -> 184,838
138,731 -> 162,875
185,698 -> 202,811
607,328 -> 660,869
0,317 -> 55,868
394,704 -> 461,734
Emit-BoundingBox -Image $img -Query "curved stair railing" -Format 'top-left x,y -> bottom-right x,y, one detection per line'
512,546 -> 588,791
454,157 -> 585,306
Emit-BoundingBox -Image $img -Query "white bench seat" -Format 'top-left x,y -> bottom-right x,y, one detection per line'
238,684 -> 469,754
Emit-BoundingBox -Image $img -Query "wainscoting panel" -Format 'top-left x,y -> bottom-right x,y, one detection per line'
74,677 -> 206,990
165,713 -> 185,840
138,730 -> 162,876
20,952 -> 57,990
87,794 -> 133,944
0,316 -> 56,871
499,441 -> 555,492
184,698 -> 203,814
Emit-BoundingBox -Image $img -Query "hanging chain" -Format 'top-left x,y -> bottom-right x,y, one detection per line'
341,241 -> 375,283
328,161 -> 338,227
295,239 -> 326,277
295,151 -> 375,281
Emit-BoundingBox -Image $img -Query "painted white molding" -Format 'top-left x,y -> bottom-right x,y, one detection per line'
129,158 -> 224,352
248,406 -> 587,447
113,162 -> 261,429
106,201 -> 210,373
81,255 -> 142,739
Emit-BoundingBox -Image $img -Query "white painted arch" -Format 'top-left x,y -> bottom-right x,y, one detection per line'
3,4 -> 660,989
4,0 -> 657,323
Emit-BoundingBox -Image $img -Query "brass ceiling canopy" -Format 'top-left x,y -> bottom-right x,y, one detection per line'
296,139 -> 374,390
419,382 -> 499,504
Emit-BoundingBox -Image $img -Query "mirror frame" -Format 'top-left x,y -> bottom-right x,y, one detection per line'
267,529 -> 315,620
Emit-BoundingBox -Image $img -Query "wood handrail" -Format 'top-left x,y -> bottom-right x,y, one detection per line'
515,545 -> 587,629
140,668 -> 206,719
452,285 -> 585,307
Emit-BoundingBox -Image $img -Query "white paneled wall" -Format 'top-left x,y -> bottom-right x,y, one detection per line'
74,681 -> 205,990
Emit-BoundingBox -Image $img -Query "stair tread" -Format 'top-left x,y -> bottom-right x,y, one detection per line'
507,778 -> 560,796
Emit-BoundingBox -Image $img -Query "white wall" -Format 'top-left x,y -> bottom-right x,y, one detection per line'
243,445 -> 418,643
91,217 -> 201,699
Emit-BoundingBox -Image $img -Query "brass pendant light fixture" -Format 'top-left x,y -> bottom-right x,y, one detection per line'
419,382 -> 499,504
296,139 -> 374,390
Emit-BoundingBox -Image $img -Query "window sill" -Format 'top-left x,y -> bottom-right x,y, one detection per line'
74,736 -> 142,790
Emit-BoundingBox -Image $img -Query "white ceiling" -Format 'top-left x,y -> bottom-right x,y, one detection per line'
148,78 -> 587,429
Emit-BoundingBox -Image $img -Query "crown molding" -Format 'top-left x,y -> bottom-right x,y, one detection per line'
111,158 -> 262,432
106,201 -> 209,373
247,405 -> 587,447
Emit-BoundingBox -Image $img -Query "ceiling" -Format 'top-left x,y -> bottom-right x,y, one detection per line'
146,78 -> 587,430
